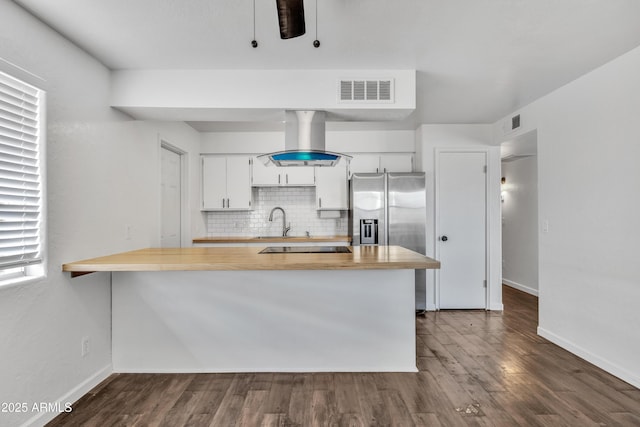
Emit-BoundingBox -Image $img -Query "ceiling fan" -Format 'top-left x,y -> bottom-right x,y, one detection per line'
252,0 -> 320,48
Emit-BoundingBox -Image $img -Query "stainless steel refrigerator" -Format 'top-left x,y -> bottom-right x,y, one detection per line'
349,173 -> 427,312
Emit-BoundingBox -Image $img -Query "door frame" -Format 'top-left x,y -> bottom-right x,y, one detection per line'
434,148 -> 491,310
160,139 -> 187,247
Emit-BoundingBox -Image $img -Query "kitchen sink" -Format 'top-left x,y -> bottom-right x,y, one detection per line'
259,246 -> 351,254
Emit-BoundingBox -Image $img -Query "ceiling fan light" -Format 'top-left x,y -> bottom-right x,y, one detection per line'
276,0 -> 306,39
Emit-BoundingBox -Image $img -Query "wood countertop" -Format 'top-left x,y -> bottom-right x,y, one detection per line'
193,236 -> 351,244
62,246 -> 440,276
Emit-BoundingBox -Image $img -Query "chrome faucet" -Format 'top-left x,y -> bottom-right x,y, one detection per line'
268,206 -> 290,237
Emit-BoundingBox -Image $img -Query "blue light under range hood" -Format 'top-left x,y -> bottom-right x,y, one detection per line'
265,150 -> 348,167
258,111 -> 350,167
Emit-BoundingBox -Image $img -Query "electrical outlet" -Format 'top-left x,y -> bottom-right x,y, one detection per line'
81,337 -> 90,357
542,220 -> 549,233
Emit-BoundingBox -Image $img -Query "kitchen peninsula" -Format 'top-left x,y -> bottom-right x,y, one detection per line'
63,246 -> 439,373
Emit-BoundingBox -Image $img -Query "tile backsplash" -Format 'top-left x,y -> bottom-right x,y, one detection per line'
206,187 -> 348,237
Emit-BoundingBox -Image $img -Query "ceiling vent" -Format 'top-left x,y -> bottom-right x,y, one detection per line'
511,114 -> 521,130
339,79 -> 394,103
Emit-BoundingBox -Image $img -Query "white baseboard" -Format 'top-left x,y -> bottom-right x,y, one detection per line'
503,279 -> 539,297
537,327 -> 640,390
21,364 -> 112,427
489,302 -> 504,311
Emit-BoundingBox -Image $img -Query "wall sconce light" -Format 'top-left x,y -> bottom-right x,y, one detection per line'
501,177 -> 506,202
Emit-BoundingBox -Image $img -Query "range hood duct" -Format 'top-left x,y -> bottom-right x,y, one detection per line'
259,111 -> 351,167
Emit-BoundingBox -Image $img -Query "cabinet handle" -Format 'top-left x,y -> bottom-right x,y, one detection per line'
286,174 -> 289,184
319,197 -> 322,208
278,174 -> 281,184
384,168 -> 387,173
376,168 -> 379,173
227,198 -> 230,208
222,198 -> 225,208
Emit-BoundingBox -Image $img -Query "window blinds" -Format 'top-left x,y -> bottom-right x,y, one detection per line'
0,72 -> 42,270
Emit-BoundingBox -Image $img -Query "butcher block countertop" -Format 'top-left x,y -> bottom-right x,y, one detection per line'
193,235 -> 351,244
62,246 -> 440,276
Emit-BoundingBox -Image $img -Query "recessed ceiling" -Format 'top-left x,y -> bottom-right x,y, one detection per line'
12,0 -> 640,127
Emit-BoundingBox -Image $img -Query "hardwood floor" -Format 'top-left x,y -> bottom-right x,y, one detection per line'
47,286 -> 640,426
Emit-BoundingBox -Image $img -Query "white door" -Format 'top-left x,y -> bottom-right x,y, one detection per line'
161,146 -> 182,247
437,151 -> 487,309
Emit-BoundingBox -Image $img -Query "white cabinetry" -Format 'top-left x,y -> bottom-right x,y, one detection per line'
202,156 -> 252,211
315,158 -> 349,210
252,157 -> 315,186
379,154 -> 413,173
349,153 -> 413,176
348,154 -> 380,175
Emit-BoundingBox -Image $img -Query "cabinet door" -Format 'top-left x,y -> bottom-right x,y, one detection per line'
251,156 -> 281,186
202,156 -> 227,210
379,154 -> 413,173
283,167 -> 315,186
316,158 -> 348,210
226,156 -> 252,209
349,154 -> 380,176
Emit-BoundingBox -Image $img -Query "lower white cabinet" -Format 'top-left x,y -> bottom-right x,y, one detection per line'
202,156 -> 252,211
315,157 -> 348,210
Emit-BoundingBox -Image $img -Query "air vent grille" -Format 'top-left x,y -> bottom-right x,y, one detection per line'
511,114 -> 521,130
338,79 -> 394,103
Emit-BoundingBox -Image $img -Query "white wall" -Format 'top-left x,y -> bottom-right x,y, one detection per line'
501,156 -> 539,296
0,3 -> 200,426
416,125 -> 502,311
110,69 -> 416,121
200,129 -> 416,154
494,45 -> 640,388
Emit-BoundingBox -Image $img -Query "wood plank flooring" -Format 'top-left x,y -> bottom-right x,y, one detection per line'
47,286 -> 640,426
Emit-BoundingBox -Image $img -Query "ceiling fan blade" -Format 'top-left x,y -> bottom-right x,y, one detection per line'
276,0 -> 306,39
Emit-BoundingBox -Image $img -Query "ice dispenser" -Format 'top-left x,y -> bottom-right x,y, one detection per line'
359,219 -> 378,245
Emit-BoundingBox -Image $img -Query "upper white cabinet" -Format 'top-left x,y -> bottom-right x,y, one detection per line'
348,154 -> 380,175
379,154 -> 413,173
348,153 -> 413,176
315,158 -> 349,210
252,157 -> 315,186
284,167 -> 315,186
202,156 -> 252,211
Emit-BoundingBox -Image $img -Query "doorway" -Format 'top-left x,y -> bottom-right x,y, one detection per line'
435,150 -> 488,309
160,143 -> 184,248
500,130 -> 539,296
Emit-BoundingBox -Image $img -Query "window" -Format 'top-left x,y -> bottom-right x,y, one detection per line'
0,71 -> 45,284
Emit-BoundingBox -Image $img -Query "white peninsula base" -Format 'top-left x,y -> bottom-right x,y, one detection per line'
112,269 -> 417,373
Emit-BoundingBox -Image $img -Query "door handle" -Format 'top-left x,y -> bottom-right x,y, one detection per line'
441,235 -> 448,242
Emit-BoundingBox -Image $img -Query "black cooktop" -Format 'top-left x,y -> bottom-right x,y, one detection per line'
259,246 -> 352,254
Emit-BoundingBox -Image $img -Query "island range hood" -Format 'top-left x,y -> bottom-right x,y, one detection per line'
258,111 -> 351,167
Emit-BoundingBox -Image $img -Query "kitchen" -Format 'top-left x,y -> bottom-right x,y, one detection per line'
2,1 -> 640,426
